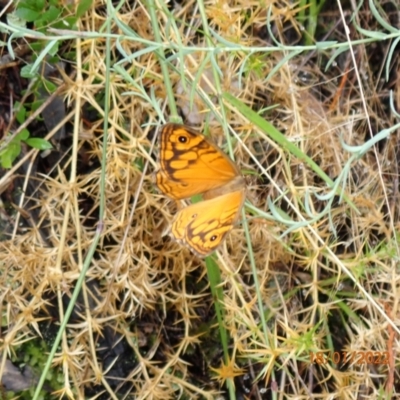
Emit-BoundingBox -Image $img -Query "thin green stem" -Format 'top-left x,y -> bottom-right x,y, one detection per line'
31,0 -> 113,396
147,0 -> 179,122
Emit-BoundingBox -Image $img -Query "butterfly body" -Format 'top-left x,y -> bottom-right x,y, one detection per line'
156,123 -> 245,256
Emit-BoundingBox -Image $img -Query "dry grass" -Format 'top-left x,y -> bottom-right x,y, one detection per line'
0,0 -> 399,399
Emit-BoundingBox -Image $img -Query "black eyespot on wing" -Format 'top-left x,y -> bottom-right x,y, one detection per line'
178,135 -> 188,143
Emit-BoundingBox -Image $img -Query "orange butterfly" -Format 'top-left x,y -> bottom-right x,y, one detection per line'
155,123 -> 246,256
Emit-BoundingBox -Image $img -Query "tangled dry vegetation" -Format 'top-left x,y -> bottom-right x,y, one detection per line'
0,0 -> 399,399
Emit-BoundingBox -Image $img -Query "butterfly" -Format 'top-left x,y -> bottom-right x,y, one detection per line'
155,123 -> 246,256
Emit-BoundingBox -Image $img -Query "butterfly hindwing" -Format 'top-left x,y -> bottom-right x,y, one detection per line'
171,190 -> 246,256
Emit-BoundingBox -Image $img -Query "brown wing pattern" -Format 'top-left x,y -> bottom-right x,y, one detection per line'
171,190 -> 246,256
155,122 -> 246,256
155,123 -> 240,200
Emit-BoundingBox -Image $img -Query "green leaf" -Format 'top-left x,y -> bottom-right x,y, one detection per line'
354,23 -> 388,39
47,55 -> 60,64
9,141 -> 21,159
31,99 -> 45,112
15,7 -> 40,22
77,0 -> 93,18
62,16 -> 78,29
15,103 -> 26,124
42,78 -> 58,93
21,0 -> 44,10
20,64 -> 38,79
35,0 -> 46,10
0,142 -> 21,167
42,6 -> 61,23
15,128 -> 30,142
25,138 -> 53,150
0,149 -> 13,168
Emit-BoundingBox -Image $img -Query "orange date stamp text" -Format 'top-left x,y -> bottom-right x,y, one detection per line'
310,351 -> 388,365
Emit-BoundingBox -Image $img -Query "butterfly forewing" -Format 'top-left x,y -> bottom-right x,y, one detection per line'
156,123 -> 240,200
